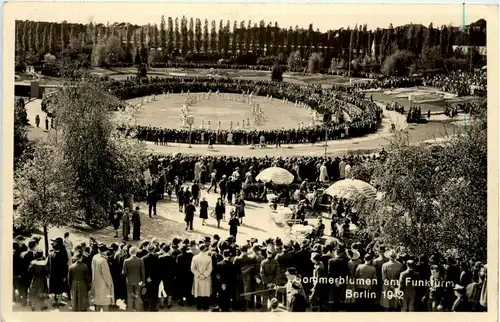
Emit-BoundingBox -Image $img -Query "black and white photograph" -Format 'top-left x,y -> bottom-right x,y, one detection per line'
3,1 -> 498,318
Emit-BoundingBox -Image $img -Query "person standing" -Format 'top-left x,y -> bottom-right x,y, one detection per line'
260,249 -> 279,311
47,237 -> 69,307
373,245 -> 390,308
90,244 -> 114,312
355,254 -> 377,311
122,247 -> 145,311
19,240 -> 37,307
45,116 -> 49,131
191,244 -> 213,310
35,114 -> 40,127
192,181 -> 200,206
214,198 -> 226,228
147,188 -> 158,218
68,251 -> 91,311
184,200 -> 196,231
177,187 -> 185,212
157,244 -> 176,309
142,244 -> 161,311
216,250 -> 237,311
207,170 -> 217,193
236,197 -> 246,225
131,207 -> 141,241
399,260 -> 419,312
228,211 -> 240,240
219,175 -> 227,201
121,209 -> 131,241
27,250 -> 50,311
176,245 -> 194,306
328,244 -> 349,311
380,250 -> 403,311
199,197 -> 209,225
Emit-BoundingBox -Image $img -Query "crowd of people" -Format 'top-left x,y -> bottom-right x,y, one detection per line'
423,70 -> 487,96
109,76 -> 382,145
13,224 -> 488,312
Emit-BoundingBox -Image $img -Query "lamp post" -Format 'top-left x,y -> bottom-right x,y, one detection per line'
187,115 -> 194,148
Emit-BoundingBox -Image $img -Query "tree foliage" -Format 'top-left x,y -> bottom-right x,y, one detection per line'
307,52 -> 324,74
382,50 -> 415,76
358,107 -> 487,261
271,64 -> 283,82
50,78 -> 148,226
287,50 -> 301,71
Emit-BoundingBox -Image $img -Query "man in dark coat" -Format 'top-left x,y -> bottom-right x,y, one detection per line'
19,240 -> 37,306
142,244 -> 161,311
157,244 -> 176,309
260,250 -> 279,311
176,245 -> 194,306
328,244 -> 349,311
184,200 -> 196,231
147,189 -> 158,218
47,237 -> 69,307
216,250 -> 237,311
131,207 -> 141,241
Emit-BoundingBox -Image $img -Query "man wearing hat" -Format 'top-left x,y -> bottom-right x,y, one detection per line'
275,267 -> 308,311
233,245 -> 257,310
354,254 -> 377,311
122,246 -> 145,311
216,249 -> 237,311
47,237 -> 70,307
260,248 -> 279,311
18,239 -> 38,306
142,243 -> 161,311
68,251 -> 91,311
380,249 -> 403,311
373,245 -> 389,308
398,259 -> 419,312
90,243 -> 115,312
176,244 -> 194,306
328,244 -> 349,311
452,284 -> 471,311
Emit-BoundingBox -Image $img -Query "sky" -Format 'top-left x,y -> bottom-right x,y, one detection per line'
7,2 -> 490,31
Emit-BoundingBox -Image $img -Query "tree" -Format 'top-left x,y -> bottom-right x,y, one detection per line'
14,99 -> 30,169
15,142 -> 76,254
174,18 -> 180,51
358,108 -> 487,260
381,50 -> 414,76
166,17 -> 174,54
50,78 -> 148,226
307,52 -> 323,74
210,20 -> 217,52
202,19 -> 209,53
271,65 -> 283,82
105,35 -> 126,65
195,18 -> 202,53
160,16 -> 166,49
287,50 -> 301,71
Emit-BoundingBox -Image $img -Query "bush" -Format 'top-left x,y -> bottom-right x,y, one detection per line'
308,53 -> 324,74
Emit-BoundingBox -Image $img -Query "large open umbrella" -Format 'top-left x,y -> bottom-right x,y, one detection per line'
324,179 -> 377,199
256,167 -> 294,185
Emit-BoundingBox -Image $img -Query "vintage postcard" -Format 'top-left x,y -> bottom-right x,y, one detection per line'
2,2 -> 498,322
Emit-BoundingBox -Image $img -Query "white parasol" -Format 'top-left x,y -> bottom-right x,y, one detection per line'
325,179 -> 377,200
256,167 -> 294,185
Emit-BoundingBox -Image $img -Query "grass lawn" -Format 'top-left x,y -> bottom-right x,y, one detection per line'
127,93 -> 320,130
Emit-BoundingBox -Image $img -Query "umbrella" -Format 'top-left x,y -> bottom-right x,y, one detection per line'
324,179 -> 377,200
256,167 -> 294,185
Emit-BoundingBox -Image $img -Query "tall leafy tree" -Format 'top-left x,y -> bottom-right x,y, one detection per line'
202,19 -> 209,53
174,17 -> 180,51
194,18 -> 202,53
188,17 -> 195,52
167,17 -> 174,54
160,15 -> 166,49
210,20 -> 217,52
